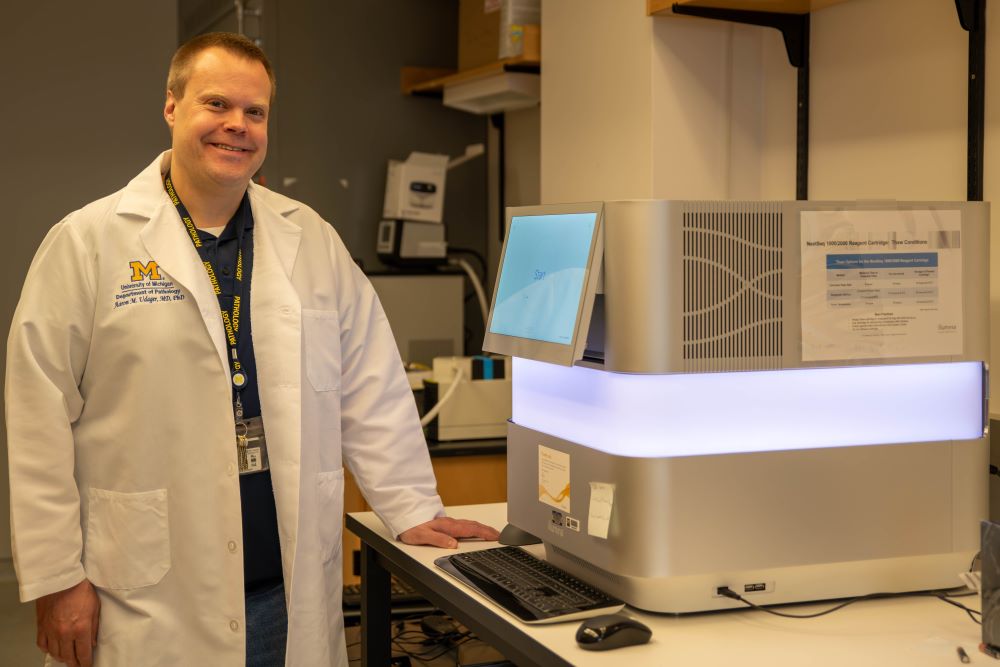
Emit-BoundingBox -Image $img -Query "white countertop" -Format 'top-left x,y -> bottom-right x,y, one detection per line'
349,503 -> 986,666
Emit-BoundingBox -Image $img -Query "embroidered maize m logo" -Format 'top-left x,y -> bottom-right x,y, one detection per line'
130,260 -> 162,282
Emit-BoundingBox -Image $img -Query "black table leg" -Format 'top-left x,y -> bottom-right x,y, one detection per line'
360,541 -> 392,666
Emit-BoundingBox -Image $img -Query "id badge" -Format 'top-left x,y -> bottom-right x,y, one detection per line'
236,416 -> 269,475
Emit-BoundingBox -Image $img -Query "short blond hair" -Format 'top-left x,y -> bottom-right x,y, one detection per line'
167,32 -> 275,102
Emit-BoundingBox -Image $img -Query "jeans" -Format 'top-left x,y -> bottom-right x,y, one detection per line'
245,581 -> 288,667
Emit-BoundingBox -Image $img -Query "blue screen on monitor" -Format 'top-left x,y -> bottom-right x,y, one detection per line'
489,212 -> 598,345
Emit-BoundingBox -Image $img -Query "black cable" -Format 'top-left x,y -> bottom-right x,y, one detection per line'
934,593 -> 982,625
392,634 -> 473,662
717,586 -> 983,623
392,625 -> 469,653
989,464 -> 1000,478
943,590 -> 979,598
717,587 -> 882,618
384,615 -> 486,665
401,615 -> 476,662
406,637 -> 473,663
349,620 -> 473,666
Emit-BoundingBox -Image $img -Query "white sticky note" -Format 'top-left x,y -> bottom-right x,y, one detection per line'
538,445 -> 571,512
587,482 -> 615,539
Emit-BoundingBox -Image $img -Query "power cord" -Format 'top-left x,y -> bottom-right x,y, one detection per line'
448,256 -> 490,327
447,246 -> 488,281
715,586 -> 982,623
392,614 -> 475,664
419,366 -> 465,427
935,592 -> 982,625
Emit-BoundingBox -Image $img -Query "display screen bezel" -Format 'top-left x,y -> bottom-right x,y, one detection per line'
483,202 -> 605,366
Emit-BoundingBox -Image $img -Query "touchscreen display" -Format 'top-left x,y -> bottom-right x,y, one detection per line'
489,212 -> 598,345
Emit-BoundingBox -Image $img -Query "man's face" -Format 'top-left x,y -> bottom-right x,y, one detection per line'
163,47 -> 270,195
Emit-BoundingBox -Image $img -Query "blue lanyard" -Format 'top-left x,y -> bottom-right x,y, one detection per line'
164,171 -> 253,418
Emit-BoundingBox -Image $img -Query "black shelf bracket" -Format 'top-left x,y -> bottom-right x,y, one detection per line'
670,5 -> 809,68
666,2 -> 984,204
491,113 -> 506,243
956,0 -> 983,31
955,0 -> 986,201
671,4 -> 810,199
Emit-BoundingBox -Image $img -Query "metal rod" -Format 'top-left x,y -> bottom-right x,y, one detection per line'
359,543 -> 392,666
492,113 -> 506,243
959,0 -> 986,201
796,16 -> 810,200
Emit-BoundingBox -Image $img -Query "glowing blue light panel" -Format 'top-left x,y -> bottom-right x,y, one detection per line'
512,358 -> 984,458
489,213 -> 597,345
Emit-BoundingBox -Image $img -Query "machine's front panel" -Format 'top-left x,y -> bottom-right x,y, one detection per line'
506,421 -> 986,613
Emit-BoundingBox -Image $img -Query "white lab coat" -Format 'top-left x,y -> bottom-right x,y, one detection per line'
6,151 -> 445,666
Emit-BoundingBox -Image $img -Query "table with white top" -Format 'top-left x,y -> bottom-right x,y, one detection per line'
345,503 -> 986,666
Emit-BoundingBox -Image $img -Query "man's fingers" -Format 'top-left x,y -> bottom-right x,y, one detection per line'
34,580 -> 100,665
452,519 -> 500,541
413,527 -> 458,548
58,637 -> 79,667
75,634 -> 95,667
92,607 -> 100,645
399,518 -> 503,548
433,518 -> 501,541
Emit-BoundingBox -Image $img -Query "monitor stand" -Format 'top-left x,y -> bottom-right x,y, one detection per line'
498,523 -> 541,546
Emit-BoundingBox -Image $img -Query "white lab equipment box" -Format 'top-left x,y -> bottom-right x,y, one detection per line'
383,152 -> 448,224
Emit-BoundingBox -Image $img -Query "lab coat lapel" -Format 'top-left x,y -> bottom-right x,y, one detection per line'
122,155 -> 229,377
248,188 -> 303,580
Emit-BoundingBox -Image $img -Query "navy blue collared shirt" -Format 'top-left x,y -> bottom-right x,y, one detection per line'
195,197 -> 283,592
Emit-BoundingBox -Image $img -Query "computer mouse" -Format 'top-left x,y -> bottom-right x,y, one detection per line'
575,613 -> 652,651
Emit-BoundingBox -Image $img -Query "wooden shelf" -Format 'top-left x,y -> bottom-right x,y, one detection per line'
401,24 -> 540,96
648,0 -> 850,15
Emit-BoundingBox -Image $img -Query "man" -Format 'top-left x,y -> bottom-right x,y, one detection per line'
6,32 -> 499,667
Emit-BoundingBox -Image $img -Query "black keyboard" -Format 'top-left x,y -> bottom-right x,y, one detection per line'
435,546 -> 625,624
342,576 -> 426,609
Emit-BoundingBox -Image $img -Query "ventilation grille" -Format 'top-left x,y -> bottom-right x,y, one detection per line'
682,202 -> 783,366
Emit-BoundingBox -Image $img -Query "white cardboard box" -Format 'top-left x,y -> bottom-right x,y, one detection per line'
382,152 -> 449,223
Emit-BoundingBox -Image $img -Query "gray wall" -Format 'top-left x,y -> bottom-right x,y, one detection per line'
269,1 -> 489,353
272,2 -> 487,267
0,3 -> 179,564
180,0 -> 490,351
3,1 -> 490,563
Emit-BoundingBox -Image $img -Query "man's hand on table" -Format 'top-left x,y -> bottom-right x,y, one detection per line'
398,517 -> 501,548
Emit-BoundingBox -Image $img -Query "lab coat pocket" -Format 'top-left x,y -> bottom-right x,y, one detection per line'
303,309 -> 342,392
84,488 -> 170,590
316,469 -> 345,563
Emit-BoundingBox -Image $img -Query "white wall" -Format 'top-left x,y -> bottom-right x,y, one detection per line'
542,0 -> 768,202
541,0 -> 653,202
543,0 -> 998,367
650,17 -> 738,200
804,0 -> 967,200
488,107 -> 542,291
